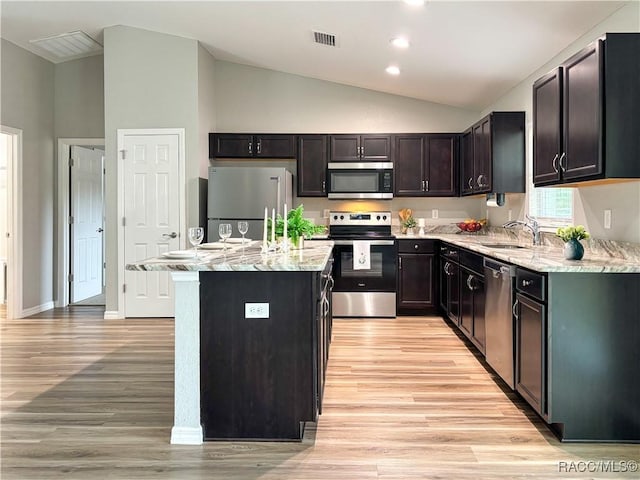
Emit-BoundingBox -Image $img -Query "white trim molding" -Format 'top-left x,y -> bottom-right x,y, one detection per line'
21,301 -> 55,318
116,128 -> 186,319
1,125 -> 23,319
56,138 -> 105,308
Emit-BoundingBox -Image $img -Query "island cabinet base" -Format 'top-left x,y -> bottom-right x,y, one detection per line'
199,271 -> 320,441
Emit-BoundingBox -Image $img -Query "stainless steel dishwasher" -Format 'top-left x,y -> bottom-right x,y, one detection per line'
484,258 -> 517,389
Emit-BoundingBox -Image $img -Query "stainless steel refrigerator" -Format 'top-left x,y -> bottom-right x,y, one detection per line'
207,166 -> 293,242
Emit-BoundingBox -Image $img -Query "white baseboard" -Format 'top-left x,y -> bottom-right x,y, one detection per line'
21,301 -> 55,318
103,310 -> 123,320
170,426 -> 203,445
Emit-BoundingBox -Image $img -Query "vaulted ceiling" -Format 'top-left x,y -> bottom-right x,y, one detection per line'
0,1 -> 630,110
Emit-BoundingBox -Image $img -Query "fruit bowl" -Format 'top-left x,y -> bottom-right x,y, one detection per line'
456,220 -> 484,233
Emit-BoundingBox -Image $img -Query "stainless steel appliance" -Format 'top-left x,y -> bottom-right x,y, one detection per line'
484,258 -> 517,388
329,211 -> 396,317
207,166 -> 293,241
326,162 -> 393,199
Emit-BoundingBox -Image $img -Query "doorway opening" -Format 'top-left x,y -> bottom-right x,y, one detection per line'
1,126 -> 23,319
57,139 -> 105,308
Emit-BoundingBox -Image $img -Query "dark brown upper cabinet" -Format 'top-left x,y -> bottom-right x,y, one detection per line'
209,134 -> 296,159
460,111 -> 525,196
329,134 -> 391,162
297,135 -> 328,197
394,134 -> 457,197
533,33 -> 640,187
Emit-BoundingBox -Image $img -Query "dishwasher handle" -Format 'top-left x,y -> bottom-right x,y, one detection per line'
484,258 -> 516,278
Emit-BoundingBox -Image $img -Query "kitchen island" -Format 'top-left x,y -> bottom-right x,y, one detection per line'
127,240 -> 334,444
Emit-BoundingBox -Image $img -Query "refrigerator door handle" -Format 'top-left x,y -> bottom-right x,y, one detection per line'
270,176 -> 281,215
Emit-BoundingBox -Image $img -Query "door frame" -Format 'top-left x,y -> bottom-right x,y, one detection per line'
56,138 -> 105,308
1,126 -> 23,319
116,128 -> 186,318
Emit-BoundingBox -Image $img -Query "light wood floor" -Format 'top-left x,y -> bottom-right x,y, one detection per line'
1,308 -> 638,479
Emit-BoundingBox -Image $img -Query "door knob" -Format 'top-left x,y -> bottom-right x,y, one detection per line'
162,232 -> 178,239
96,227 -> 104,233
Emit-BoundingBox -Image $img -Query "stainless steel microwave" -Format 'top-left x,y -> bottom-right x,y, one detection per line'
327,162 -> 393,199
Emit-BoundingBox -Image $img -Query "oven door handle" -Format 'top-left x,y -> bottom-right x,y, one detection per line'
332,240 -> 395,246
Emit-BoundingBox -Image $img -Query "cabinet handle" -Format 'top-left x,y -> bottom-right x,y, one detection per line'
552,153 -> 559,173
559,152 -> 566,172
477,174 -> 486,188
248,142 -> 252,155
425,180 -> 429,192
414,244 -> 419,250
444,261 -> 451,276
521,279 -> 533,287
468,177 -> 473,189
421,180 -> 425,191
322,180 -> 326,193
512,299 -> 519,320
466,274 -> 475,291
399,257 -> 402,269
257,141 -> 261,154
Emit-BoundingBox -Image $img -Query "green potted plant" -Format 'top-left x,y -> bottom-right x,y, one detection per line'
402,216 -> 417,235
270,204 -> 326,248
556,225 -> 590,260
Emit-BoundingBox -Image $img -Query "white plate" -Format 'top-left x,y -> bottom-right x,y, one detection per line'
162,250 -> 196,259
200,242 -> 226,250
226,237 -> 252,244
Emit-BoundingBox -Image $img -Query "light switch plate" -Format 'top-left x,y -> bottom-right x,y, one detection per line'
432,209 -> 439,219
245,303 -> 269,318
604,209 -> 612,229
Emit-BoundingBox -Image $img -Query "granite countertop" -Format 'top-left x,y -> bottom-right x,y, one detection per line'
397,233 -> 640,273
126,240 -> 334,272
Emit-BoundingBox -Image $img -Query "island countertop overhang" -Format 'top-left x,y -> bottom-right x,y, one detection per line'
125,240 -> 334,272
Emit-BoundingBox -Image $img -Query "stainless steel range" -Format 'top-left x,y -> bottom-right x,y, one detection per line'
329,211 -> 397,318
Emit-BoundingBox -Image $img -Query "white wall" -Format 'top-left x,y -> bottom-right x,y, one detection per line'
479,2 -> 640,243
214,61 -> 478,133
54,55 -> 105,139
103,25 -> 203,312
0,38 -> 55,311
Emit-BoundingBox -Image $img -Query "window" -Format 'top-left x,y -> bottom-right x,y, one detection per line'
528,187 -> 573,228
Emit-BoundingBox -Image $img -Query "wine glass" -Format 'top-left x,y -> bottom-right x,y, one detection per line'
219,223 -> 232,251
237,221 -> 249,244
188,227 -> 204,258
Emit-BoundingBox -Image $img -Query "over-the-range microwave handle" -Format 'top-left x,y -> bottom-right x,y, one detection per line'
270,176 -> 281,215
332,240 -> 395,246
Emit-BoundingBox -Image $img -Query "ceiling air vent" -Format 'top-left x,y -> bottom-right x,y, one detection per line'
30,31 -> 102,62
313,31 -> 338,47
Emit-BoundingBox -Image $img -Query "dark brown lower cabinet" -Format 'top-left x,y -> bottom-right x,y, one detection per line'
515,292 -> 545,417
460,266 -> 486,354
397,240 -> 437,315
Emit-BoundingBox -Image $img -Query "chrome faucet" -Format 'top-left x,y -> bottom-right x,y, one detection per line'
503,215 -> 542,246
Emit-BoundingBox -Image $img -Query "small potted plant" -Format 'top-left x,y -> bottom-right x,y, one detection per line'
272,204 -> 326,249
402,216 -> 418,236
556,225 -> 590,260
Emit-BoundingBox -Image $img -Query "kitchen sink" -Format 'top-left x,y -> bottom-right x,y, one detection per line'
481,243 -> 528,250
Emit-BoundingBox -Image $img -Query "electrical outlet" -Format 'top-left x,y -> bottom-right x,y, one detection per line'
245,303 -> 269,319
432,209 -> 439,219
604,209 -> 612,229
508,209 -> 513,221
323,209 -> 330,219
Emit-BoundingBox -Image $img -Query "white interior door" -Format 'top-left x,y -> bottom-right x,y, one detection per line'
123,134 -> 180,317
70,146 -> 104,303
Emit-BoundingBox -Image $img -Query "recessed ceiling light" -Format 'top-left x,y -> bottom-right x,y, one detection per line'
403,0 -> 425,6
390,37 -> 410,49
386,65 -> 401,75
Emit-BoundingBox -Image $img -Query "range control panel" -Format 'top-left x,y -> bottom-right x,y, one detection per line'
329,211 -> 391,227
